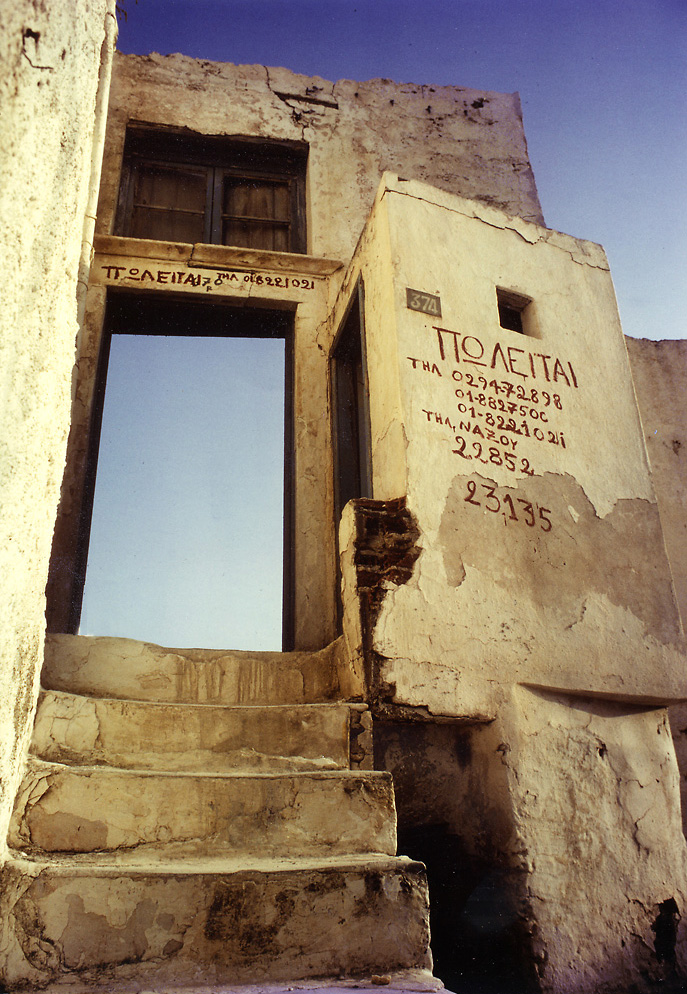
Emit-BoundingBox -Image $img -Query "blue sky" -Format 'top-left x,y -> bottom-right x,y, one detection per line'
117,0 -> 686,341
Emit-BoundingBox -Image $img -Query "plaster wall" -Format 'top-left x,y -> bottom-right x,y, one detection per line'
341,176 -> 685,717
337,177 -> 687,991
0,0 -> 116,855
96,52 -> 543,263
499,687 -> 687,992
627,339 -> 687,630
626,338 -> 687,835
376,703 -> 687,993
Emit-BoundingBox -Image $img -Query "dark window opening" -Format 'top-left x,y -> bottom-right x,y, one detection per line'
496,288 -> 532,335
116,125 -> 307,253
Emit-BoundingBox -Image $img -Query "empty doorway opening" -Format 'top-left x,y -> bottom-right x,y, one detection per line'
78,293 -> 293,650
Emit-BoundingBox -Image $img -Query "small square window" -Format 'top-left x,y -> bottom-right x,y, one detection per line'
496,288 -> 532,335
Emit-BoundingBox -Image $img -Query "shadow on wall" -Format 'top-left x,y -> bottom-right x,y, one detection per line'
398,824 -> 536,994
375,721 -> 537,993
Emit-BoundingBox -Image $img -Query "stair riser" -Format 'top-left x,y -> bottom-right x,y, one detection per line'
0,861 -> 431,989
32,692 -> 352,772
43,634 -> 358,705
9,767 -> 396,857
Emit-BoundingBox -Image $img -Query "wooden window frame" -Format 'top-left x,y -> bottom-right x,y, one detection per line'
115,124 -> 308,253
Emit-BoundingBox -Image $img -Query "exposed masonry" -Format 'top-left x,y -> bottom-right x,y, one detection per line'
349,707 -> 373,769
347,497 -> 422,713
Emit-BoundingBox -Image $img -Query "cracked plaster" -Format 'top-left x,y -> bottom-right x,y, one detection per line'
335,176 -> 687,992
1,857 -> 431,989
0,0 -> 116,859
9,759 -> 396,859
334,177 -> 686,714
96,53 -> 543,261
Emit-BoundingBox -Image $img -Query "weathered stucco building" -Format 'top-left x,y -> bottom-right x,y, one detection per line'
2,3 -> 687,992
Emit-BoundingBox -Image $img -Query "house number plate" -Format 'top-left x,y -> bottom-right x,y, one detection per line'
406,287 -> 442,317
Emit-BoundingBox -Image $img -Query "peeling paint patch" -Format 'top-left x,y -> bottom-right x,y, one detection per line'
28,809 -> 108,852
438,471 -> 680,642
60,894 -> 156,968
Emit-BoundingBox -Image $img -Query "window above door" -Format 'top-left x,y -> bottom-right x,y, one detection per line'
115,125 -> 308,253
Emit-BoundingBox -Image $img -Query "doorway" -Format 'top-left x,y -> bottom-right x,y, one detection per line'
76,293 -> 294,650
330,280 -> 372,630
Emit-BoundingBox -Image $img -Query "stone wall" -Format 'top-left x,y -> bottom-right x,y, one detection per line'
97,52 -> 544,261
0,0 -> 116,855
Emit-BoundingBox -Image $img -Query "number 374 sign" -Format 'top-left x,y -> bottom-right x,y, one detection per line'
406,287 -> 442,317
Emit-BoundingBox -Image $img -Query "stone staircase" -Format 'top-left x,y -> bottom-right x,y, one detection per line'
0,634 -> 431,992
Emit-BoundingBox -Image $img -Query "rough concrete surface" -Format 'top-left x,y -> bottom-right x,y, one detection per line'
9,761 -> 396,857
31,691 -> 355,772
1,854 -> 431,990
43,633 -> 356,704
1,632 -> 429,990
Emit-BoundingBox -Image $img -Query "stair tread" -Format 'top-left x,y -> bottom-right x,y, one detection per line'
39,688 -> 366,711
24,757 -> 384,780
42,633 -> 362,706
7,849 -> 418,875
47,633 -> 343,663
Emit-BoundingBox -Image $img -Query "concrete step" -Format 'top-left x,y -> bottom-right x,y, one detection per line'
9,759 -> 397,857
31,690 -> 369,773
0,974 -> 443,994
44,633 -> 361,705
0,852 -> 431,990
